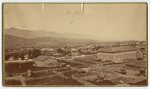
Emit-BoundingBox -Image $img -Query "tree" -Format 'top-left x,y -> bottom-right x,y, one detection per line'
28,50 -> 32,59
63,50 -> 71,56
28,49 -> 41,59
21,53 -> 24,60
77,49 -> 82,55
57,48 -> 63,53
13,53 -> 18,60
5,54 -> 11,61
32,49 -> 41,58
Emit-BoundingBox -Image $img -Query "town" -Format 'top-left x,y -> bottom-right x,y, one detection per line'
4,41 -> 147,86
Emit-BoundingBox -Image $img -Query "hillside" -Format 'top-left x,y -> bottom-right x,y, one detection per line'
4,34 -> 36,49
4,27 -> 99,40
4,34 -> 98,49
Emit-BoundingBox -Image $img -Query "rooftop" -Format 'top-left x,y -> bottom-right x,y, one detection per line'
34,56 -> 57,62
126,60 -> 147,67
98,46 -> 137,53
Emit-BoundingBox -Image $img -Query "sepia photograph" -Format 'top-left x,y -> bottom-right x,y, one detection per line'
2,3 -> 148,87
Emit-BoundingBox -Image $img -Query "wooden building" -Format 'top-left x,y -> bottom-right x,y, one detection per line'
33,56 -> 61,67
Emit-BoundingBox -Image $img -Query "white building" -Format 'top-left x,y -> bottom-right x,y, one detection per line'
97,50 -> 137,63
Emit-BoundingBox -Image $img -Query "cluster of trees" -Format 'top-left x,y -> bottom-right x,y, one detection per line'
92,46 -> 104,51
5,52 -> 24,61
4,49 -> 41,61
56,48 -> 71,56
56,48 -> 63,53
28,49 -> 41,59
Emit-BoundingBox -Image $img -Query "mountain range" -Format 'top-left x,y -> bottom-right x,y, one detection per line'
4,27 -> 101,49
4,27 -> 99,40
4,27 -> 145,50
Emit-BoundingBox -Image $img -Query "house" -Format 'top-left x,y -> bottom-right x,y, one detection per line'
97,46 -> 137,63
71,52 -> 79,56
62,47 -> 71,56
24,54 -> 29,60
125,60 -> 147,76
70,48 -> 77,52
41,48 -> 54,52
40,48 -> 55,56
33,56 -> 61,67
8,56 -> 14,61
53,53 -> 63,58
136,49 -> 144,60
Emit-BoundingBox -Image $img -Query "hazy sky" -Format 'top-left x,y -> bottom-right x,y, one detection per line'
3,3 -> 147,41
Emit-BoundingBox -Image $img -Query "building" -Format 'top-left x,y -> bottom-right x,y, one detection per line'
70,48 -> 77,52
8,56 -> 14,61
136,49 -> 144,60
97,50 -> 137,63
53,53 -> 63,58
71,52 -> 79,56
97,46 -> 138,63
24,54 -> 29,60
41,48 -> 54,52
40,48 -> 55,56
125,60 -> 147,76
33,56 -> 61,67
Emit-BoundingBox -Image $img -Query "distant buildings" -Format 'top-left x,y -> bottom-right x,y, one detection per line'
41,48 -> 54,52
71,52 -> 79,56
53,53 -> 63,58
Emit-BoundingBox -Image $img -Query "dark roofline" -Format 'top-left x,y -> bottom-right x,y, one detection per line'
125,60 -> 147,67
34,56 -> 49,62
35,56 -> 57,62
98,50 -> 137,53
126,64 -> 146,67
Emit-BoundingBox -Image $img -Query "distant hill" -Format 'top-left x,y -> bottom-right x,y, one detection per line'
4,27 -> 145,50
4,34 -> 98,49
4,27 -> 99,40
4,34 -> 36,49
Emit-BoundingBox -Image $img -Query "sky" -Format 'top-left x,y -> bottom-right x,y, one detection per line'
3,3 -> 147,41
